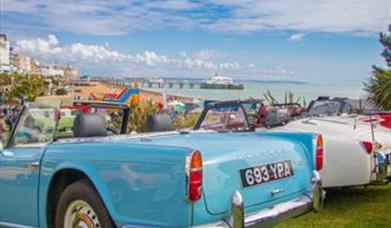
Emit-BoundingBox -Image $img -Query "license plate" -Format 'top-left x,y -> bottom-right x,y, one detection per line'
240,160 -> 294,188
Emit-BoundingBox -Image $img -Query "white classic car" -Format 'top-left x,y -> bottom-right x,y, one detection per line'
268,114 -> 391,188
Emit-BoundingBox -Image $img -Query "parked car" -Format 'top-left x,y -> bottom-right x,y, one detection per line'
0,101 -> 324,228
306,96 -> 376,116
268,114 -> 391,188
218,98 -> 391,188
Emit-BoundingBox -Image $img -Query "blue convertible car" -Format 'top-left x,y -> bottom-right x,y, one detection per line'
0,101 -> 324,228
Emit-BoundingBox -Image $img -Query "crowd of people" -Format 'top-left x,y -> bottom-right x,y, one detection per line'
0,105 -> 20,143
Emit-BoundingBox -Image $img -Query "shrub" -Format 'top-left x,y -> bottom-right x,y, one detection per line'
173,112 -> 200,129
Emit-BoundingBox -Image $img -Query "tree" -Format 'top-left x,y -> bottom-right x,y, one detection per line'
55,88 -> 68,95
121,101 -> 160,133
364,25 -> 391,110
0,73 -> 12,86
5,73 -> 49,103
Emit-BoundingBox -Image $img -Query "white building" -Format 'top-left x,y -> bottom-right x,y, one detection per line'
41,65 -> 65,77
0,34 -> 11,73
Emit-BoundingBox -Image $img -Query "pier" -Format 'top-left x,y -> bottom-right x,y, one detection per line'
89,77 -> 204,89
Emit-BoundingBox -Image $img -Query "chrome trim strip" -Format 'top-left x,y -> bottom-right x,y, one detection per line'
54,130 -> 215,145
244,195 -> 312,227
54,131 -> 182,144
0,222 -> 35,228
194,171 -> 325,228
194,195 -> 314,228
232,191 -> 244,228
311,170 -> 324,211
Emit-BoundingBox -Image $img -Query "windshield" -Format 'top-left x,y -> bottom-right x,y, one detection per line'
9,103 -> 128,146
11,106 -> 56,146
308,100 -> 342,116
199,105 -> 249,131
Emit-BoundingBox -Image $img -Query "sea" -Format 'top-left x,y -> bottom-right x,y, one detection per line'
144,82 -> 367,102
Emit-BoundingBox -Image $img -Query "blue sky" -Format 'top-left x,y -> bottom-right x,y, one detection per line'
1,0 -> 389,85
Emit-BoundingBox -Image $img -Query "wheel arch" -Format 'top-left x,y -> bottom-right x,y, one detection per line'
44,165 -> 117,228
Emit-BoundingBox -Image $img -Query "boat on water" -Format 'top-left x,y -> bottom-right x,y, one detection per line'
200,73 -> 244,90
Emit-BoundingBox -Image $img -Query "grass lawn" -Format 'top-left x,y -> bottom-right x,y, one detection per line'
277,184 -> 391,228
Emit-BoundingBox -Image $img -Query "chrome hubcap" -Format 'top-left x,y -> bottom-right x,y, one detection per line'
64,200 -> 101,228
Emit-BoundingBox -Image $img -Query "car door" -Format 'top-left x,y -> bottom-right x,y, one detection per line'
0,104 -> 56,227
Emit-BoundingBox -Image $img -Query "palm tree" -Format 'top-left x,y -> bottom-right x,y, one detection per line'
365,25 -> 391,110
365,67 -> 391,110
263,89 -> 306,107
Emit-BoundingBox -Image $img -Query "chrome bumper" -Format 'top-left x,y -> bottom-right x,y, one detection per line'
373,152 -> 391,184
197,171 -> 325,228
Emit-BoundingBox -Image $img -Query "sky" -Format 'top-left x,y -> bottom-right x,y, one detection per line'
1,0 -> 390,85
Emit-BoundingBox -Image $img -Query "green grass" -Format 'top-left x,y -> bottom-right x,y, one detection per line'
277,184 -> 391,228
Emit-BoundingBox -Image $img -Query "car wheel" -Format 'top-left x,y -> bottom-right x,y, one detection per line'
55,179 -> 115,228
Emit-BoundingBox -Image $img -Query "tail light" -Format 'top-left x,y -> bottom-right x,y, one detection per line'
187,150 -> 203,202
361,141 -> 374,154
315,135 -> 323,171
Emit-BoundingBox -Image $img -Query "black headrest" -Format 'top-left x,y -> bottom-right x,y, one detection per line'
316,96 -> 330,101
147,113 -> 172,132
73,113 -> 107,137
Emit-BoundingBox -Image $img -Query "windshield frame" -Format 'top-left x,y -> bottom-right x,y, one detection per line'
193,100 -> 253,131
5,101 -> 131,148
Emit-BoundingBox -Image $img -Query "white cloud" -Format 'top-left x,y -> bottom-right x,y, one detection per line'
134,51 -> 170,66
14,34 -> 295,78
16,34 -> 62,54
2,0 -> 388,36
288,33 -> 305,42
194,50 -> 216,61
248,63 -> 256,68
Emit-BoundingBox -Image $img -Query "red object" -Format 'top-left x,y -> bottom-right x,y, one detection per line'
54,109 -> 61,121
289,106 -> 304,116
70,105 -> 91,113
188,150 -> 202,202
379,114 -> 391,129
361,141 -> 374,154
259,106 -> 270,116
316,135 -> 324,171
157,102 -> 164,111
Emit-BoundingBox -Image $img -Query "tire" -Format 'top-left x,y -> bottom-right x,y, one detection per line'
55,179 -> 115,228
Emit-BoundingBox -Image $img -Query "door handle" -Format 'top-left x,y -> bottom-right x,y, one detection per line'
30,161 -> 40,168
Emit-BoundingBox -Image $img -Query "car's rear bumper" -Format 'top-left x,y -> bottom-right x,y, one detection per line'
195,171 -> 325,228
372,151 -> 391,184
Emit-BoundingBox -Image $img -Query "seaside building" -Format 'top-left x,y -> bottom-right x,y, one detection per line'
9,47 -> 17,73
14,54 -> 32,74
41,65 -> 65,77
64,64 -> 79,81
0,34 -> 11,73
